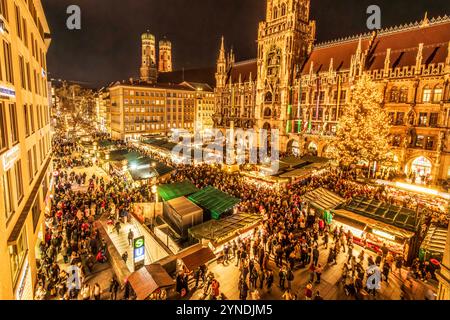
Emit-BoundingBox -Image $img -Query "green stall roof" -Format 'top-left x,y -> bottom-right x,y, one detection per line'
188,186 -> 240,220
157,181 -> 200,201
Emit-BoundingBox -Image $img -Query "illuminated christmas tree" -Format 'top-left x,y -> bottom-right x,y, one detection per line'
332,74 -> 392,171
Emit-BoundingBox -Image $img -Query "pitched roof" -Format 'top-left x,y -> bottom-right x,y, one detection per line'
158,181 -> 200,201
227,59 -> 257,84
302,16 -> 450,74
188,186 -> 240,220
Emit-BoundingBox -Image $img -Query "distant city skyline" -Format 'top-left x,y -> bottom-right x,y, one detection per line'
42,0 -> 450,87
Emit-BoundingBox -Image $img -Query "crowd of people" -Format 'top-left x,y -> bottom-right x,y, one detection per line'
36,134 -> 447,300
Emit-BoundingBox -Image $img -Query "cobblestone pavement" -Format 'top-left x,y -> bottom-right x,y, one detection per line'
188,244 -> 437,300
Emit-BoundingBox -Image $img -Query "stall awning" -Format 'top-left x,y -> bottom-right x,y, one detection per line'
333,209 -> 415,239
128,264 -> 175,300
304,188 -> 345,211
158,181 -> 200,201
180,247 -> 216,271
340,197 -> 420,232
188,186 -> 240,220
189,212 -> 263,244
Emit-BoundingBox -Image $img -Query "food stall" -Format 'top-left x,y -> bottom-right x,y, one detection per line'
127,264 -> 175,300
188,212 -> 262,254
332,197 -> 422,264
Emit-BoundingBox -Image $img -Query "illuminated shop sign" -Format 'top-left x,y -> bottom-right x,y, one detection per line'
372,229 -> 395,241
0,86 -> 15,98
2,145 -> 20,171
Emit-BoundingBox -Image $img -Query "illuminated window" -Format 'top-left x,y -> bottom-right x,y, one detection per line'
422,87 -> 432,103
433,87 -> 443,103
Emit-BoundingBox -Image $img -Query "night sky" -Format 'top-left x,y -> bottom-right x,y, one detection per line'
42,0 -> 450,88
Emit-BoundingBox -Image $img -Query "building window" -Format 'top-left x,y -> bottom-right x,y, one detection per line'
418,113 -> 428,127
9,103 -> 19,145
29,105 -> 35,133
19,56 -> 26,89
389,87 -> 399,102
0,0 -> 9,21
399,87 -> 408,103
23,105 -> 30,137
0,102 -> 8,152
425,136 -> 435,150
9,227 -> 28,285
429,113 -> 438,127
3,169 -> 14,220
3,41 -> 13,83
422,87 -> 432,103
15,160 -> 24,204
32,195 -> 41,230
27,149 -> 33,183
433,86 -> 443,103
415,135 -> 425,148
396,112 -> 405,125
33,146 -> 38,174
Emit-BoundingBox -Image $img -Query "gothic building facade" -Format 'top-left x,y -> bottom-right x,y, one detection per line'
214,0 -> 450,183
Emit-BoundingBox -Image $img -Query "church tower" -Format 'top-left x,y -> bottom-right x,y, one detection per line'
158,38 -> 173,73
140,30 -> 157,83
256,0 -> 315,151
215,36 -> 227,89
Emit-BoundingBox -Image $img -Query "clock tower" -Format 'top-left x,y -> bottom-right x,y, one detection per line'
256,0 -> 315,151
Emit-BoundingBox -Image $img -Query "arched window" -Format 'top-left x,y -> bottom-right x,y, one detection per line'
263,107 -> 272,118
389,86 -> 399,102
399,87 -> 408,103
265,91 -> 273,103
281,3 -> 286,16
273,6 -> 278,20
433,85 -> 443,103
422,86 -> 432,103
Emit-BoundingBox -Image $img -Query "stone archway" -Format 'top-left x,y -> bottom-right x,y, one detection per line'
407,156 -> 433,184
307,141 -> 318,156
287,139 -> 300,157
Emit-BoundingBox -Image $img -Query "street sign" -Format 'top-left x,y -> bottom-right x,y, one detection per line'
133,236 -> 145,271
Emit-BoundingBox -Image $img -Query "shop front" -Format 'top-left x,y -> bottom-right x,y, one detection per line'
14,258 -> 33,300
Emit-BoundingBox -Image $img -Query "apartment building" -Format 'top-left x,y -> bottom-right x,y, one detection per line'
0,0 -> 51,300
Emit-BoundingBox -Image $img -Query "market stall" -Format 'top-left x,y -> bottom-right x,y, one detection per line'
163,196 -> 204,238
178,247 -> 216,273
303,187 -> 345,212
188,186 -> 240,220
128,264 -> 175,300
188,212 -> 262,252
332,197 -> 422,263
158,181 -> 200,202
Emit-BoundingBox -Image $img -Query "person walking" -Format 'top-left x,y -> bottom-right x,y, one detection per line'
279,267 -> 287,290
110,276 -> 120,300
315,264 -> 323,284
286,267 -> 294,290
127,229 -> 134,246
239,277 -> 249,301
266,270 -> 274,293
312,246 -> 320,266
